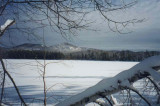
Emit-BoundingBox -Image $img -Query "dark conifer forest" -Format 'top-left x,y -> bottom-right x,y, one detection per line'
2,49 -> 160,61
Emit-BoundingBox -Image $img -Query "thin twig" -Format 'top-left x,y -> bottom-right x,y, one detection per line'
0,59 -> 27,106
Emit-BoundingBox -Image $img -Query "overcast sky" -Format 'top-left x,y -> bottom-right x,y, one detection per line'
1,0 -> 160,51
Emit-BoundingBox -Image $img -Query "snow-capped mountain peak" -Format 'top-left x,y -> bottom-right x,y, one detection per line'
48,42 -> 82,53
11,42 -> 84,53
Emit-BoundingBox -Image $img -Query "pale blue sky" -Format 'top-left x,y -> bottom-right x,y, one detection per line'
0,0 -> 160,51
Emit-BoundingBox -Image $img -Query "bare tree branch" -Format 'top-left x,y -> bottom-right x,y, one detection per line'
0,59 -> 27,106
0,64 -> 5,105
120,86 -> 151,106
56,55 -> 160,106
0,19 -> 15,37
0,0 -> 144,38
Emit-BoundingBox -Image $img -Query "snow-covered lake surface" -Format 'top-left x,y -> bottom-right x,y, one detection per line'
1,59 -> 138,105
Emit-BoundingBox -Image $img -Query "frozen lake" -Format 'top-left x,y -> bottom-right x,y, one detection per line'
1,59 -> 138,105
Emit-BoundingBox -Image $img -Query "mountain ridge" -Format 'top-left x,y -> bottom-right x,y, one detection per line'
10,42 -> 87,53
1,43 -> 160,61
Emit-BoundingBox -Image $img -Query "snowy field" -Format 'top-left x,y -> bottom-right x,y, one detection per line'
1,59 -> 138,105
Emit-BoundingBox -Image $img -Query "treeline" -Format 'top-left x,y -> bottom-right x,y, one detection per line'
3,49 -> 160,61
6,50 -> 65,59
67,50 -> 160,61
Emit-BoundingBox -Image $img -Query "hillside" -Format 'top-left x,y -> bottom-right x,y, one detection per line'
1,43 -> 160,61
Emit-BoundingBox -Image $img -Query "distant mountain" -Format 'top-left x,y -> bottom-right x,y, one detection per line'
11,42 -> 88,53
13,43 -> 45,51
0,46 -> 5,52
0,44 -> 9,51
0,45 -> 8,57
3,43 -> 160,61
48,42 -> 86,53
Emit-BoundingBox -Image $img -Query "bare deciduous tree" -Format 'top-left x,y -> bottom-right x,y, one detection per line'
0,1 -> 151,106
0,0 -> 144,38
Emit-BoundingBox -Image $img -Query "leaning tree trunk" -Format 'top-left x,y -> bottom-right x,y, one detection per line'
56,55 -> 160,106
0,20 -> 26,106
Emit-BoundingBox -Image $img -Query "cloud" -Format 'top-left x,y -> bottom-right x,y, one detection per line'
73,0 -> 160,51
1,0 -> 160,51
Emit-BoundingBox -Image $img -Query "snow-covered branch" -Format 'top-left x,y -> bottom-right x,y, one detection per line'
0,19 -> 15,37
56,55 -> 160,106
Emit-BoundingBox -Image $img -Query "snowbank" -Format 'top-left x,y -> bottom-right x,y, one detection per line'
56,55 -> 160,106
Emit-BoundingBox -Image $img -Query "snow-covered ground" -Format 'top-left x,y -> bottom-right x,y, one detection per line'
1,59 -> 138,105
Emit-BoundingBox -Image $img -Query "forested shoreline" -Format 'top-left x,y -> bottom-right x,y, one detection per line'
2,49 -> 160,61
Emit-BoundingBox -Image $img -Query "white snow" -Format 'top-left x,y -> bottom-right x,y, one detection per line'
0,59 -> 137,105
111,95 -> 123,106
48,43 -> 82,53
0,19 -> 15,32
56,55 -> 160,106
